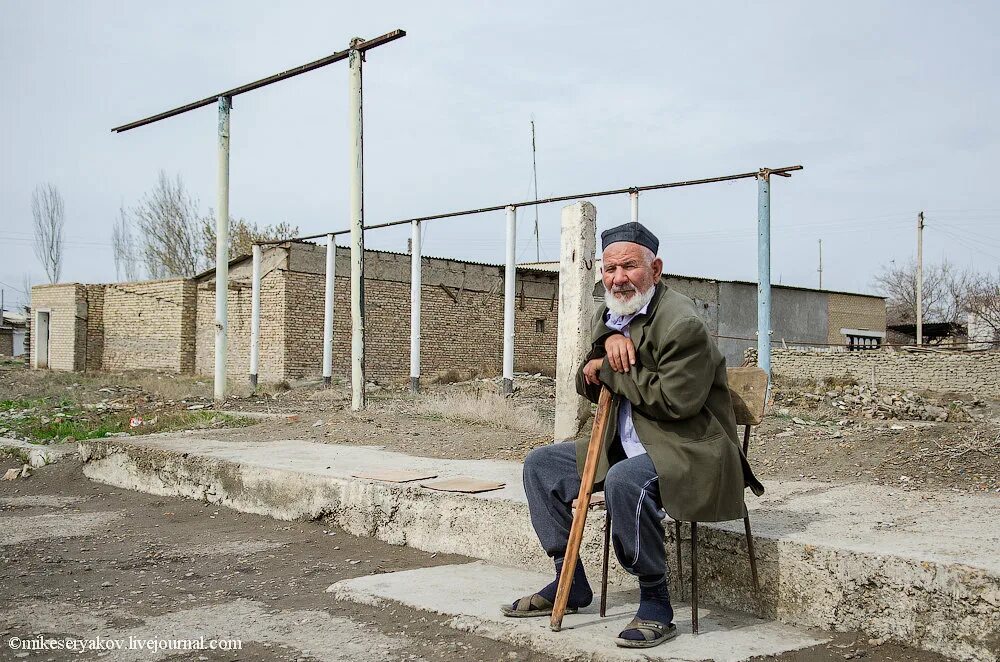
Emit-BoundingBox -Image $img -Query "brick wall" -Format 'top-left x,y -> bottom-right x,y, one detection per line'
196,270 -> 286,384
101,279 -> 194,373
827,293 -> 886,344
29,284 -> 85,371
85,285 -> 104,371
772,348 -> 1000,398
0,329 -> 12,356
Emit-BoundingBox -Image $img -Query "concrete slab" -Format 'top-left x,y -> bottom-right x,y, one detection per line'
77,436 -> 1000,661
1,438 -> 75,467
329,561 -> 828,662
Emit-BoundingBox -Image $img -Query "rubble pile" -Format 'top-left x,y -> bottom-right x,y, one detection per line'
774,383 -> 978,422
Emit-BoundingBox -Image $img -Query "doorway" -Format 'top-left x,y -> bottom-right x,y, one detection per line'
35,311 -> 49,369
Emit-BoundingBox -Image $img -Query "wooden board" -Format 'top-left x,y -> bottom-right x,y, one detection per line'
352,469 -> 438,483
419,477 -> 506,494
726,366 -> 769,426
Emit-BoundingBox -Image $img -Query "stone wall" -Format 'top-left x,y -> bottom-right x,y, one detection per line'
101,279 -> 195,373
30,284 -> 85,371
771,348 -> 1000,398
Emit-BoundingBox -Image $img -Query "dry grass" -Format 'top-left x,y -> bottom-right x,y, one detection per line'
415,392 -> 547,434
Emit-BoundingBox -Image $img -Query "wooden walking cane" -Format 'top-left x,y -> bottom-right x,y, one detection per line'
550,385 -> 613,631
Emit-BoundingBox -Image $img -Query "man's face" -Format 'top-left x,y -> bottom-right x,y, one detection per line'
601,242 -> 663,304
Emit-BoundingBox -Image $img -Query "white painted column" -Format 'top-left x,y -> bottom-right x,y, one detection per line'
322,234 -> 336,386
214,95 -> 231,402
630,190 -> 639,222
409,220 -> 422,393
554,202 -> 597,440
249,244 -> 261,387
502,205 -> 517,395
348,40 -> 366,410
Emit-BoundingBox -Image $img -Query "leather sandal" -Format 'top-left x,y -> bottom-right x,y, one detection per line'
614,617 -> 678,648
500,593 -> 577,618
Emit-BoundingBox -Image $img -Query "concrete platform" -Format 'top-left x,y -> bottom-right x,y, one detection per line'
328,561 -> 827,662
78,436 -> 1000,662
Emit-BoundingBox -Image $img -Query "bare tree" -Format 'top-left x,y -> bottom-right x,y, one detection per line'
111,207 -> 142,282
20,273 -> 34,312
967,270 -> 1000,345
201,217 -> 299,264
873,259 -> 972,325
31,184 -> 65,283
128,172 -> 207,278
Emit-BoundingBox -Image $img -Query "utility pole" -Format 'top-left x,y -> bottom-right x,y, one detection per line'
531,120 -> 540,262
818,239 -> 823,289
214,95 -> 231,402
349,38 -> 366,411
916,211 -> 925,346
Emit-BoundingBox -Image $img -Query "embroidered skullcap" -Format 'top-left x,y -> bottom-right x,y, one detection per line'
600,222 -> 659,254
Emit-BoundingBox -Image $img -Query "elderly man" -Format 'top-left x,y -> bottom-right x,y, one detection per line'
502,221 -> 763,648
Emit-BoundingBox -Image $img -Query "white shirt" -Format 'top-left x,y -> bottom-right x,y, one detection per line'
604,303 -> 650,459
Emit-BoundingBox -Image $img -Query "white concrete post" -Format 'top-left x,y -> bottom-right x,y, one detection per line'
554,202 -> 597,440
322,234 -> 336,386
214,95 -> 231,402
348,40 -> 366,410
630,190 -> 639,222
502,205 -> 517,395
249,243 -> 261,388
409,220 -> 422,393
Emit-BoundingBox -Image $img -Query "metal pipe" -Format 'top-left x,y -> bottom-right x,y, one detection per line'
757,169 -> 771,378
214,96 -> 231,402
322,234 -> 336,386
916,212 -> 924,346
629,189 -> 638,222
409,220 -> 422,393
249,243 -> 261,388
502,205 -> 517,395
267,166 -> 804,242
111,30 -> 406,133
348,41 -> 366,411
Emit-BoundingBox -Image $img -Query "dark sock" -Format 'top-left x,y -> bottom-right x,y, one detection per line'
529,557 -> 593,608
620,574 -> 673,640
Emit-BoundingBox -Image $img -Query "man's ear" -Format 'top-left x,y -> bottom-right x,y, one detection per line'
651,257 -> 663,280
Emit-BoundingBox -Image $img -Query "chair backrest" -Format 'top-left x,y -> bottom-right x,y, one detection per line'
726,367 -> 768,426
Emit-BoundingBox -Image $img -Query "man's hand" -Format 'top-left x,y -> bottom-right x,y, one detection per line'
604,334 -> 636,373
582,358 -> 604,385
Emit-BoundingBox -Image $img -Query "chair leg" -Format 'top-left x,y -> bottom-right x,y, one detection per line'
744,508 -> 760,593
691,522 -> 699,634
674,520 -> 683,601
601,510 -> 610,617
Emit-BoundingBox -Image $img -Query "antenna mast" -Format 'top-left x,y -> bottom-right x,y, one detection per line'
531,119 -> 540,262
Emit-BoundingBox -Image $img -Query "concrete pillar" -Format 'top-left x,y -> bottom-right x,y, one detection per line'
502,205 -> 517,395
249,244 -> 261,387
554,201 -> 597,441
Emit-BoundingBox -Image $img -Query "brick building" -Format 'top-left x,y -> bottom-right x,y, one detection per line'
30,242 -> 886,382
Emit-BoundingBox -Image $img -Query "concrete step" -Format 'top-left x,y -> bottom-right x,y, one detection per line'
78,436 -> 1000,662
328,561 -> 827,662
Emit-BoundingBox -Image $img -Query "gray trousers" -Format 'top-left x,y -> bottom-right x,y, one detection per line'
523,441 -> 667,579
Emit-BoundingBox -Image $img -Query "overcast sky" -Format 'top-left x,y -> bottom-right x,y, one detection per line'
2,1 -> 999,309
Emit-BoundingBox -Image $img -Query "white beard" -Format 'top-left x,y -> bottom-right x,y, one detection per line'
604,283 -> 655,317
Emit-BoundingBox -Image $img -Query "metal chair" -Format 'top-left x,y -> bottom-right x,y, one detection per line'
593,366 -> 768,633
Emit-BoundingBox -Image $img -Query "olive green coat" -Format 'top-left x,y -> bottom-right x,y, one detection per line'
575,282 -> 764,522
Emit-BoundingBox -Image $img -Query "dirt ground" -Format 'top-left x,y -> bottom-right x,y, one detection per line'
0,456 -> 950,662
2,359 -> 998,493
